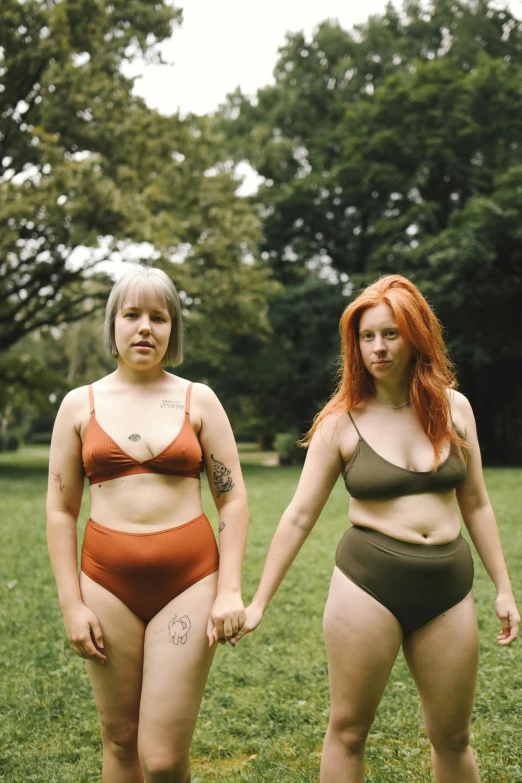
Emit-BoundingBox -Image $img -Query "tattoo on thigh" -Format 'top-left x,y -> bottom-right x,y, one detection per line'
210,454 -> 235,497
128,433 -> 141,442
168,614 -> 192,645
51,471 -> 64,491
219,519 -> 226,533
161,400 -> 184,409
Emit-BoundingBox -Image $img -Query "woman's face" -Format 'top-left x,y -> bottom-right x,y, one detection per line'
114,287 -> 172,367
358,303 -> 415,382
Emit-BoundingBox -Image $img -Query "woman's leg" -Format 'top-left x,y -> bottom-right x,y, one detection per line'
321,567 -> 404,783
138,572 -> 218,783
403,593 -> 480,783
80,572 -> 146,783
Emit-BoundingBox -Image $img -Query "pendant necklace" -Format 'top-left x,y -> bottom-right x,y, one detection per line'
373,398 -> 410,413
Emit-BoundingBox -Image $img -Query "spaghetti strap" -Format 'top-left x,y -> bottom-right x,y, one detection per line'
348,411 -> 362,437
185,382 -> 193,415
88,385 -> 95,415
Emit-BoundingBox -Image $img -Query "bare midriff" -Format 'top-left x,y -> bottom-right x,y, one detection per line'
348,490 -> 462,545
88,474 -> 204,532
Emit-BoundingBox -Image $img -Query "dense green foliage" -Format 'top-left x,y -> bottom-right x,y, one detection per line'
219,0 -> 522,460
0,0 -> 278,411
3,0 -> 522,461
1,448 -> 521,781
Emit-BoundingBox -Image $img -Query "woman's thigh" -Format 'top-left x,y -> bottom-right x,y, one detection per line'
324,567 -> 404,732
138,571 -> 218,758
402,593 -> 479,741
80,572 -> 145,735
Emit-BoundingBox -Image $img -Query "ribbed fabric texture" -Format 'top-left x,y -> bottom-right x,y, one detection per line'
82,382 -> 203,484
81,514 -> 219,621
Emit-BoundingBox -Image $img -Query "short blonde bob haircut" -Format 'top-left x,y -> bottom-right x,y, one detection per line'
104,265 -> 183,366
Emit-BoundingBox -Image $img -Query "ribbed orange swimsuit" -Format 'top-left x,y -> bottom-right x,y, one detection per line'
80,382 -> 219,621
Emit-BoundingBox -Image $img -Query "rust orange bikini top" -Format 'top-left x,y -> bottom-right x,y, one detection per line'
82,382 -> 203,484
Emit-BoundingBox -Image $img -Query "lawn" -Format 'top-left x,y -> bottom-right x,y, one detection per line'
0,447 -> 521,782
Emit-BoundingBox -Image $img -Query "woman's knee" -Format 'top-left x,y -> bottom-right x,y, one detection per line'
101,719 -> 139,762
327,716 -> 371,756
429,725 -> 471,754
140,749 -> 190,782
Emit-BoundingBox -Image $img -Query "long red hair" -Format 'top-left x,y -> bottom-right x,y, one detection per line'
303,275 -> 466,466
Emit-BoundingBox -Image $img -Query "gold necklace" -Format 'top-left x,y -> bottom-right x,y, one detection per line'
373,397 -> 410,412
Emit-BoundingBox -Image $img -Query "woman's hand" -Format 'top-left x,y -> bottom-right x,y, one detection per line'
495,592 -> 520,645
207,591 -> 246,647
229,602 -> 265,647
63,604 -> 106,664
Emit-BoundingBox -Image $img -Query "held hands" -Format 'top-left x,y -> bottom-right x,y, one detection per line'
207,591 -> 246,647
229,602 -> 265,647
63,604 -> 106,664
495,592 -> 520,645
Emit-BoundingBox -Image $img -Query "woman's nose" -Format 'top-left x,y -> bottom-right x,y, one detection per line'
138,318 -> 151,333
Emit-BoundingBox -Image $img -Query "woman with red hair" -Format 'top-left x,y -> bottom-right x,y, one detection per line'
232,274 -> 519,782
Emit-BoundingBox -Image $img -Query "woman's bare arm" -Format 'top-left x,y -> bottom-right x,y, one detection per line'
197,384 -> 249,645
231,415 -> 342,644
46,388 -> 106,662
454,391 -> 520,644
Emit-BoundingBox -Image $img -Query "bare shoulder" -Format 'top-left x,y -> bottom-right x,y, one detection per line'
191,381 -> 218,403
191,382 -> 222,412
447,388 -> 473,414
57,385 -> 91,427
312,412 -> 344,446
447,388 -> 475,437
189,382 -> 226,428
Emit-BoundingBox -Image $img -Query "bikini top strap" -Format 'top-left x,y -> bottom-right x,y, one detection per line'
348,411 -> 362,437
185,382 -> 193,416
88,384 -> 95,415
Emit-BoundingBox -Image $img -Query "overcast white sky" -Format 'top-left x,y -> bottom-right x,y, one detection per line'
126,0 -> 522,117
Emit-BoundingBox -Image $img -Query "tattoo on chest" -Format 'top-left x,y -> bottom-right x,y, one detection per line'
211,454 -> 235,497
168,614 -> 191,645
51,472 -> 64,491
219,519 -> 226,533
128,433 -> 141,442
161,400 -> 184,409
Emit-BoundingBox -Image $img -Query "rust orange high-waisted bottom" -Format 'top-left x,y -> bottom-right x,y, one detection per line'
81,513 -> 219,621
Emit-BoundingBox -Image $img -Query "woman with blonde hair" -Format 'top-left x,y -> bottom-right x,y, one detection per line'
46,265 -> 248,783
232,274 -> 519,782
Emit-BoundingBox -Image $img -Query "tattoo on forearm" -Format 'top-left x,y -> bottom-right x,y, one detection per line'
161,400 -> 184,409
128,433 -> 141,442
219,519 -> 226,533
51,472 -> 64,491
211,454 -> 235,497
168,614 -> 191,645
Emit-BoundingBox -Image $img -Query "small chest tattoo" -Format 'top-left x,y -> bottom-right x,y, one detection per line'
161,400 -> 184,409
128,433 -> 141,442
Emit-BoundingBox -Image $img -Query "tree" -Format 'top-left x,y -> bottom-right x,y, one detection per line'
218,0 -> 522,460
1,0 -> 278,413
1,0 -> 181,349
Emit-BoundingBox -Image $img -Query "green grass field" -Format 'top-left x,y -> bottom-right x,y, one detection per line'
1,447 -> 521,782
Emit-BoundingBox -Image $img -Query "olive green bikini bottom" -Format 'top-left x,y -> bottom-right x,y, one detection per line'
336,525 -> 474,634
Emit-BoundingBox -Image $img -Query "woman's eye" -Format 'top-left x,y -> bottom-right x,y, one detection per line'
124,313 -> 137,318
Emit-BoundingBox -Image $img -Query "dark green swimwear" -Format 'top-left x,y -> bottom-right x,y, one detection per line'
337,412 -> 472,634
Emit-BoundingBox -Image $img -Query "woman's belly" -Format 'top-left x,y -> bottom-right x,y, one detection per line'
88,473 -> 204,532
348,490 -> 462,544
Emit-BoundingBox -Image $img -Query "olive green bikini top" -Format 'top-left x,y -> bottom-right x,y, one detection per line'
343,412 -> 467,500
